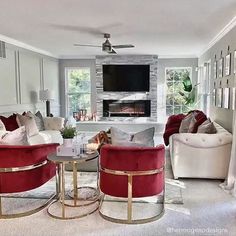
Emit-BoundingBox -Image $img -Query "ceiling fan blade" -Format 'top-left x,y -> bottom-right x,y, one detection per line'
112,44 -> 135,49
108,49 -> 117,54
74,44 -> 101,48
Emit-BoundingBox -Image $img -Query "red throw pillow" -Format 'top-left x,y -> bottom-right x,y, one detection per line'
0,114 -> 19,131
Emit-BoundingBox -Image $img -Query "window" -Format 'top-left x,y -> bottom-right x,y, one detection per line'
198,62 -> 211,116
66,68 -> 91,117
165,67 -> 193,116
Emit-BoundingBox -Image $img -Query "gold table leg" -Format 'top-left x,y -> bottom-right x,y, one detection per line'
127,175 -> 133,223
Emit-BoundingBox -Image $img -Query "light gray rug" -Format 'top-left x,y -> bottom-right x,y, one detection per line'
2,169 -> 183,204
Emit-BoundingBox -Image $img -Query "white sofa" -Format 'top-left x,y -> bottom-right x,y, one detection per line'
169,122 -> 232,179
28,130 -> 63,145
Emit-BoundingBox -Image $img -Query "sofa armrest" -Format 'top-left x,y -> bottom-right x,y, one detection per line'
43,117 -> 65,131
170,132 -> 232,148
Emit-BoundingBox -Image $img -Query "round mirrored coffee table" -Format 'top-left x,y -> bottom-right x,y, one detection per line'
47,150 -> 99,220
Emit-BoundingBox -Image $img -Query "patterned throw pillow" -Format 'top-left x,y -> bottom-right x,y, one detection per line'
16,113 -> 39,137
0,126 -> 28,145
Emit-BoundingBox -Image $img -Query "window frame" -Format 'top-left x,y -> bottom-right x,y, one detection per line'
65,67 -> 91,117
165,66 -> 193,116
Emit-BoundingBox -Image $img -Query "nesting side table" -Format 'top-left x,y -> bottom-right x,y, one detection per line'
47,151 -> 99,220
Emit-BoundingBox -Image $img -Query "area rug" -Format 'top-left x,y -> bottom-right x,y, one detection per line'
2,170 -> 183,204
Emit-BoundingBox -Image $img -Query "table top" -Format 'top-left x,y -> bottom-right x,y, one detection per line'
48,150 -> 99,164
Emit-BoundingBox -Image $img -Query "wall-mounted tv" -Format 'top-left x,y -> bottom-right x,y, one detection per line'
103,64 -> 150,92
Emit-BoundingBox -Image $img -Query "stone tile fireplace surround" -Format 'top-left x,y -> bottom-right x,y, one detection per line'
96,55 -> 158,122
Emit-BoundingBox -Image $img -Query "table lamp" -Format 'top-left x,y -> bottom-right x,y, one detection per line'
39,89 -> 54,117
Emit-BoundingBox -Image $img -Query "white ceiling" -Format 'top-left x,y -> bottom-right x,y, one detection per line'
0,0 -> 236,58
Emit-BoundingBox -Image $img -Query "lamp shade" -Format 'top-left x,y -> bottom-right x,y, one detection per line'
39,89 -> 54,101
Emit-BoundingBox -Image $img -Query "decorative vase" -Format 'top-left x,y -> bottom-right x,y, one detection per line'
63,138 -> 73,147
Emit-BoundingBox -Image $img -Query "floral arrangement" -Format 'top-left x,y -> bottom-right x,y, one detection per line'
60,126 -> 77,139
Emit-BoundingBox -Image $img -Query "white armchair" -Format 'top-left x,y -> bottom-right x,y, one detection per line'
169,123 -> 232,179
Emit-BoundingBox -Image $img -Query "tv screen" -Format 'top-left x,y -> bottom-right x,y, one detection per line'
103,65 -> 150,92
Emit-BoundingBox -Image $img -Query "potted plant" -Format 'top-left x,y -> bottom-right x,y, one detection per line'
60,126 -> 77,146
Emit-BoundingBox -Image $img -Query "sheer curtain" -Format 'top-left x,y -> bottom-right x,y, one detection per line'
220,111 -> 236,196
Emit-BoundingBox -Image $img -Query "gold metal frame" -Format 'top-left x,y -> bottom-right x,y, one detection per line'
47,161 -> 99,220
99,166 -> 165,224
0,160 -> 56,219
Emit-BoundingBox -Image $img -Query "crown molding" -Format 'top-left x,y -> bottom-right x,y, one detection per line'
58,54 -> 96,59
0,34 -> 58,58
199,15 -> 236,57
158,54 -> 198,59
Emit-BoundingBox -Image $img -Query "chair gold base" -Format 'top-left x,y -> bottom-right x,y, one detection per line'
99,194 -> 165,224
47,199 -> 99,220
0,194 -> 56,219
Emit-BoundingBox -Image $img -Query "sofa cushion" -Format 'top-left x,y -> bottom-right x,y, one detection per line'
0,126 -> 28,145
16,113 -> 39,137
131,127 -> 155,147
197,119 -> 217,134
44,117 -> 64,131
0,114 -> 19,131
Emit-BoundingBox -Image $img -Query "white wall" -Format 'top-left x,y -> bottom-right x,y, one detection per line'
199,26 -> 236,132
0,43 -> 60,117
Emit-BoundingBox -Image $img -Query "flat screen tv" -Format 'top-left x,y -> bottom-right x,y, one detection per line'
103,64 -> 150,92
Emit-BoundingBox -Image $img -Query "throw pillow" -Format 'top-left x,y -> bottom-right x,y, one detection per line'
114,141 -> 146,147
34,111 -> 45,131
0,114 -> 19,131
197,119 -> 217,134
0,119 -> 6,131
16,113 -> 39,137
110,127 -> 132,145
131,127 -> 155,147
0,126 -> 28,145
44,117 -> 65,130
179,113 -> 195,133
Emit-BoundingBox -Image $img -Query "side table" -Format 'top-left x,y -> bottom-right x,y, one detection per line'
47,151 -> 99,220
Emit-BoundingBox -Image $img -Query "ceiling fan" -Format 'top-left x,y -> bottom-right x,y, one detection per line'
74,33 -> 134,54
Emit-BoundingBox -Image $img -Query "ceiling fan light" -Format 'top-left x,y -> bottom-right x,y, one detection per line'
102,40 -> 112,52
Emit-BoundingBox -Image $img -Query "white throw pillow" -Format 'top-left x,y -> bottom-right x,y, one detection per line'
110,127 -> 132,145
0,119 -> 6,131
44,117 -> 65,131
0,126 -> 28,145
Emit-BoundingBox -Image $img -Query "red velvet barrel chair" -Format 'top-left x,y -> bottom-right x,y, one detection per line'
99,144 -> 165,224
0,143 -> 59,219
